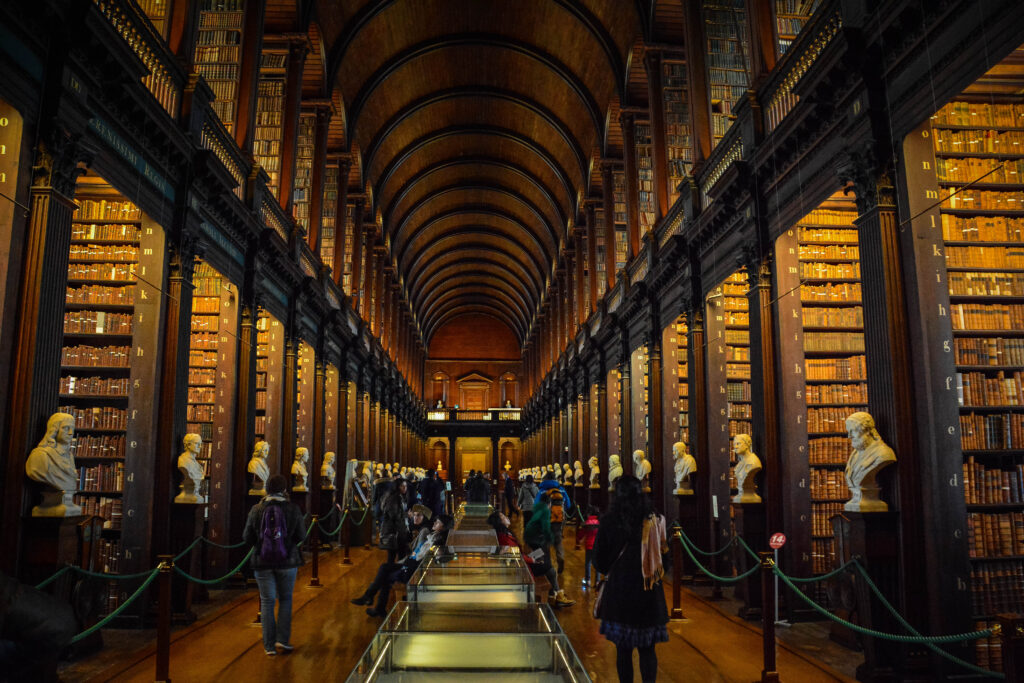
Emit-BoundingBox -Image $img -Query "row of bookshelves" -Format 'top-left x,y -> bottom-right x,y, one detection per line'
946,245 -> 1024,269
970,561 -> 1024,617
935,157 -> 1024,184
61,405 -> 127,431
319,164 -> 338,272
933,102 -> 1024,128
955,337 -> 1024,366
799,261 -> 860,279
73,496 -> 122,530
806,382 -> 868,405
188,368 -> 216,385
802,306 -> 863,327
966,511 -> 1024,558
941,215 -> 1024,242
950,303 -> 1024,330
74,200 -> 141,221
68,263 -> 134,282
934,128 -> 1024,155
804,333 -> 864,353
942,189 -> 1024,211
808,437 -> 848,465
189,349 -> 218,367
963,458 -> 1024,505
948,272 -> 1024,297
60,376 -> 129,397
811,502 -> 844,536
805,356 -> 867,380
960,412 -> 1024,450
77,462 -> 124,493
800,283 -> 861,303
72,434 -> 125,460
809,468 -> 850,501
806,407 -> 858,434
61,345 -> 130,368
957,371 -> 1024,407
67,285 -> 135,306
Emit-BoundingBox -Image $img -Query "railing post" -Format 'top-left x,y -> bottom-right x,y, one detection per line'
759,551 -> 780,683
999,613 -> 1024,683
671,531 -> 684,620
309,515 -> 321,587
155,555 -> 174,682
342,507 -> 352,565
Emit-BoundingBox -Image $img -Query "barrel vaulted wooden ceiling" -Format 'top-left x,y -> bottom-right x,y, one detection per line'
301,0 -> 655,349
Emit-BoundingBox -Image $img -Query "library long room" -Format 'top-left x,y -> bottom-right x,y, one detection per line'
2,1 -> 1024,682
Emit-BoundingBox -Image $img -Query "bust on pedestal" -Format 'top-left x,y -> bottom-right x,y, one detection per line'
175,433 -> 206,503
844,412 -> 897,512
25,412 -> 81,517
588,456 -> 600,489
573,460 -> 584,487
673,441 -> 697,495
248,441 -> 270,496
563,463 -> 573,485
607,454 -> 623,491
731,434 -> 762,504
633,450 -> 652,492
321,452 -> 336,490
504,460 -> 511,473
292,447 -> 309,492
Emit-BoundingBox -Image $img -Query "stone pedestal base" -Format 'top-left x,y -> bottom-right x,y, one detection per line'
732,502 -> 766,620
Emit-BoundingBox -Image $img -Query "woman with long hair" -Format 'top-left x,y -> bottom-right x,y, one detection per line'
378,477 -> 410,563
593,475 -> 668,682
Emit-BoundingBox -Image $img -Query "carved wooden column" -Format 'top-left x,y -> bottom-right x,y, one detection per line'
644,50 -> 670,218
306,105 -> 331,252
574,229 -> 586,325
687,298 -> 714,552
601,163 -> 618,289
233,0 -> 266,151
585,203 -> 599,312
618,330 -> 633,468
354,372 -> 365,460
744,0 -> 778,85
682,0 -> 713,169
277,40 -> 308,211
647,328 -> 665,512
281,325 -> 299,477
620,112 -> 641,257
348,197 -> 364,301
230,257 -> 259,561
310,352 -> 326,515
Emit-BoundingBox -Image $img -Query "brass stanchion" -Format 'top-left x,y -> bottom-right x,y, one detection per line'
759,551 -> 780,683
309,515 -> 321,587
155,555 -> 174,683
670,533 -> 684,620
342,507 -> 352,565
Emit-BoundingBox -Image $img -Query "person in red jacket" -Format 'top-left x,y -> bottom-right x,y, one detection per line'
576,505 -> 601,587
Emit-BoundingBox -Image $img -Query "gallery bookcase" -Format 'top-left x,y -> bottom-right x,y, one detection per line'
634,122 -> 657,232
255,309 -> 284,472
193,0 -> 244,134
661,57 -> 691,207
701,0 -> 749,147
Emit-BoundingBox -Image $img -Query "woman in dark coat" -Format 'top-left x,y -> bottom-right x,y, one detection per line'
378,478 -> 410,563
594,475 -> 668,682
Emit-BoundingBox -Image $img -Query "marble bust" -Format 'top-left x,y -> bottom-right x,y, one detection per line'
562,463 -> 573,484
633,450 -> 652,492
844,411 -> 897,512
573,460 -> 584,487
504,460 -> 511,473
588,456 -> 600,488
321,452 -> 336,490
608,454 -> 623,490
175,433 -> 206,504
672,441 -> 697,495
732,434 -> 763,504
292,447 -> 309,492
248,441 -> 270,496
25,412 -> 81,517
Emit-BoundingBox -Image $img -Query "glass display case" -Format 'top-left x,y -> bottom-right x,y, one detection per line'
407,549 -> 535,604
346,602 -> 591,682
446,529 -> 499,553
455,502 -> 493,530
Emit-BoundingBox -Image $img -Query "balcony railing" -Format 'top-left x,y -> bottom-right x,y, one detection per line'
426,408 -> 522,422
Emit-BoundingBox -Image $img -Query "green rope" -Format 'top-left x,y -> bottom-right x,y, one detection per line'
172,548 -> 255,586
65,565 -> 158,581
35,566 -> 71,590
70,567 -> 160,643
353,505 -> 371,526
319,509 -> 349,536
675,530 -> 738,557
736,536 -> 763,562
676,532 -> 760,583
200,536 -> 247,549
781,559 -> 858,583
172,536 -> 203,562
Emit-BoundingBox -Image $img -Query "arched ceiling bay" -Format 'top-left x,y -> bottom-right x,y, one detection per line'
316,0 -> 640,348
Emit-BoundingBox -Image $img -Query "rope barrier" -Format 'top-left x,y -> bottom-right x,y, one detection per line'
319,508 -> 349,536
352,505 -> 371,526
200,536 -> 248,549
70,566 -> 161,643
298,519 -> 316,543
172,548 -> 255,586
34,566 -> 71,590
675,531 -> 760,583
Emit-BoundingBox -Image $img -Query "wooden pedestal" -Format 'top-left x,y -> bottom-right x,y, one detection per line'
587,486 -> 606,513
170,503 -> 206,624
675,493 -> 700,581
320,489 -> 338,544
732,502 -> 766,620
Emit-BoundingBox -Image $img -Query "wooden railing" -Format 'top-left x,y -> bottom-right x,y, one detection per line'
425,409 -> 522,423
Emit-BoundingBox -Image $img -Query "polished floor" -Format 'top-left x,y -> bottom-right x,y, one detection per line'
62,526 -> 859,682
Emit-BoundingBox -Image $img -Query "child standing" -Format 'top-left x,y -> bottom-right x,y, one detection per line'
576,505 -> 601,587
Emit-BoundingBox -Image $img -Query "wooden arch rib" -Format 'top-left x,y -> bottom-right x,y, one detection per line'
376,126 -> 576,232
418,273 -> 533,329
362,87 -> 588,183
422,290 -> 528,341
395,202 -> 554,269
346,35 -> 603,142
392,183 -> 559,256
413,267 -> 537,318
409,254 -> 543,309
384,157 -> 567,232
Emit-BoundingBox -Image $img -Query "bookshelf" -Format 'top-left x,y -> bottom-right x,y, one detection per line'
594,207 -> 608,299
662,315 -> 690,454
319,164 -> 338,272
774,0 -> 820,55
929,99 -> 1024,671
721,270 -> 751,492
137,0 -> 169,39
63,185 -> 164,614
293,113 -> 314,233
193,0 -> 244,134
634,122 -> 657,231
702,0 -> 749,147
662,59 -> 691,206
325,363 -> 340,458
254,49 -> 287,197
255,309 -> 284,465
342,202 -> 356,294
631,345 -> 650,457
187,262 -> 219,494
607,367 -> 622,462
612,169 -> 628,271
296,340 -> 315,451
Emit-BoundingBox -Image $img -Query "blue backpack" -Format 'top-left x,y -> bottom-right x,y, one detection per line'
259,504 -> 289,564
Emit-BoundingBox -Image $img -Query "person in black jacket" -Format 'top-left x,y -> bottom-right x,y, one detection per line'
242,474 -> 306,656
593,475 -> 668,682
378,478 -> 410,562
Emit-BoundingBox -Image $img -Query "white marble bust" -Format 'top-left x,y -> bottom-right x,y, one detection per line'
25,412 -> 81,517
321,452 -> 336,490
248,440 -> 270,496
732,434 -> 763,504
292,447 -> 309,492
633,450 -> 652,492
672,441 -> 697,495
573,460 -> 584,486
175,433 -> 206,504
588,456 -> 600,488
562,463 -> 573,484
844,411 -> 897,512
608,454 -> 623,490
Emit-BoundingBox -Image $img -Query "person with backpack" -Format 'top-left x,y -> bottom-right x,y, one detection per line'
535,470 -> 572,573
522,495 -> 575,607
242,474 -> 306,656
516,474 -> 539,517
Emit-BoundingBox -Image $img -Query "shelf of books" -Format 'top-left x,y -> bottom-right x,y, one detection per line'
721,270 -> 751,492
607,367 -> 622,461
342,202 -> 356,294
612,169 -> 629,272
293,113 -> 314,234
702,0 -> 749,147
254,49 -> 287,197
662,58 -> 691,206
674,316 -> 691,446
594,207 -> 608,299
634,122 -> 657,232
63,180 -> 164,615
325,363 -> 340,459
319,163 -> 338,272
774,0 -> 819,55
193,0 -> 244,134
296,340 -> 315,453
630,345 -> 650,456
930,97 -> 1024,673
255,309 -> 284,469
137,0 -> 169,39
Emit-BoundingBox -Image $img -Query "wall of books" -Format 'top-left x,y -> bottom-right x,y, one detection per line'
62,179 -> 165,610
342,202 -> 356,294
345,379 -> 357,462
296,340 -> 315,453
324,362 -> 340,461
137,0 -> 169,40
254,49 -> 287,197
193,0 -> 244,134
775,0 -> 819,55
634,121 -> 657,231
594,207 -> 608,298
702,0 -> 749,147
607,367 -> 622,466
930,98 -> 1024,673
255,309 -> 284,473
630,345 -> 650,459
612,169 -> 629,271
703,275 -> 739,528
722,271 -> 751,492
662,315 -> 690,450
319,163 -> 338,271
662,58 -> 691,206
293,113 -> 314,233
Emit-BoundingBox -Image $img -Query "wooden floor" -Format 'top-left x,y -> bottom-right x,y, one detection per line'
65,527 -> 860,683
